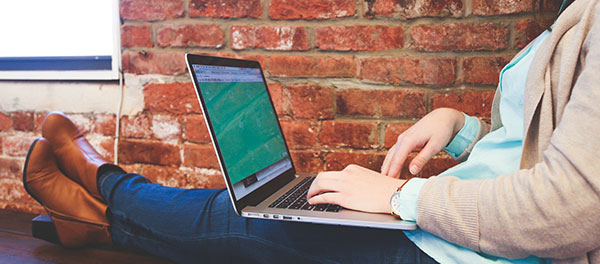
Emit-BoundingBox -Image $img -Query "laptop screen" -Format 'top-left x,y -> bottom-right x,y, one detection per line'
192,64 -> 292,200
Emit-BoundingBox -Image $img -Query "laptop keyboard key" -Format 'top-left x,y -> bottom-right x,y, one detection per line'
268,176 -> 342,213
325,205 -> 341,212
301,203 -> 315,210
314,204 -> 328,211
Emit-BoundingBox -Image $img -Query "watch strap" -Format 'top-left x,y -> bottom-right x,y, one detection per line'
391,178 -> 412,218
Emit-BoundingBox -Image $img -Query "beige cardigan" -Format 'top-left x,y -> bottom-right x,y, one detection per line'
417,0 -> 600,263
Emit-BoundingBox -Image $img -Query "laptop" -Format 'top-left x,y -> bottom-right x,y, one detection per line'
185,54 -> 417,230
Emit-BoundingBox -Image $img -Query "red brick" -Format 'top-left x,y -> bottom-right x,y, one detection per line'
431,90 -> 496,118
144,82 -> 202,115
462,56 -> 512,85
0,113 -> 12,132
419,154 -> 459,178
280,121 -> 317,148
93,114 -> 116,136
290,150 -> 324,173
324,151 -> 385,171
0,157 -> 24,179
186,169 -> 225,189
119,164 -> 140,174
88,137 -> 114,162
359,57 -> 455,86
183,143 -> 219,169
120,0 -> 184,21
0,178 -> 36,204
319,121 -> 377,148
542,0 -> 562,11
269,55 -> 356,77
118,139 -> 181,166
189,0 -> 261,18
66,114 -> 93,135
34,112 -> 48,134
384,123 -> 414,148
286,84 -> 335,119
122,50 -> 187,75
3,134 -> 36,157
0,201 -> 44,215
120,115 -> 152,139
267,82 -> 291,116
151,115 -> 181,140
139,164 -> 188,187
365,0 -> 463,18
269,0 -> 355,20
316,25 -> 403,51
515,19 -> 545,49
410,23 -> 509,52
231,26 -> 309,51
184,115 -> 211,143
11,112 -> 34,132
121,25 -> 153,48
337,89 -> 427,118
473,0 -> 536,16
157,24 -> 224,48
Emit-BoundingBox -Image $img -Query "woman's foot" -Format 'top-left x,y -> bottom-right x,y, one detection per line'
22,138 -> 112,247
41,111 -> 118,201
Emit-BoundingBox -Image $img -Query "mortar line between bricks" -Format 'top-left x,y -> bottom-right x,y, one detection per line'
123,46 -> 524,58
122,11 -> 550,26
133,75 -> 500,90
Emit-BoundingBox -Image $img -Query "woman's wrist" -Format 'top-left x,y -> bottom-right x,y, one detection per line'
452,110 -> 466,139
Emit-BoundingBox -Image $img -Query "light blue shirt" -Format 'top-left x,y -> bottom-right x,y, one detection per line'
398,30 -> 551,264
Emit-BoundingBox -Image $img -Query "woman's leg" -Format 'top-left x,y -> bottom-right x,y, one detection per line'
99,168 -> 437,263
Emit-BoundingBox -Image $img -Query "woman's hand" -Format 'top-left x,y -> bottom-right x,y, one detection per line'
381,108 -> 465,178
307,165 -> 405,214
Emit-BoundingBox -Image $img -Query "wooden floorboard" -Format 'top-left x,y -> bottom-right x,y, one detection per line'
0,210 -> 173,264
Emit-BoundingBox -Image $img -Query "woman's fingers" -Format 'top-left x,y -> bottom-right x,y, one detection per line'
307,192 -> 344,206
306,172 -> 343,199
381,143 -> 397,176
408,139 -> 440,175
387,138 -> 416,178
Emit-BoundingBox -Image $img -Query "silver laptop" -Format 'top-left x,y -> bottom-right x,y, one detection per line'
185,53 -> 416,230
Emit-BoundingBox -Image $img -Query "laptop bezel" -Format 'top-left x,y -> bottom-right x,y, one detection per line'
185,53 -> 297,215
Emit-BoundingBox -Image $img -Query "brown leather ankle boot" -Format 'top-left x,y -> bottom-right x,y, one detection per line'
41,111 -> 118,201
23,138 -> 112,248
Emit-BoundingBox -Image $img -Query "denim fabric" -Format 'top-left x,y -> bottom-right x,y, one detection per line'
99,170 -> 438,264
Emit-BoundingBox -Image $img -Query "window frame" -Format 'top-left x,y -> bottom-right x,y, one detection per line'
0,0 -> 121,81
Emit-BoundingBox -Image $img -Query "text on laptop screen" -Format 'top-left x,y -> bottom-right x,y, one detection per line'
192,64 -> 292,200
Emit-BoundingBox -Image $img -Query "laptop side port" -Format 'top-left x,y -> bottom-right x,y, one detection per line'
283,216 -> 292,220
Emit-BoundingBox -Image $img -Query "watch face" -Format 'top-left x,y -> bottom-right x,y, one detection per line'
391,191 -> 402,215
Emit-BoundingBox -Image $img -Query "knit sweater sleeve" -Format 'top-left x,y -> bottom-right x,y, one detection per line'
416,3 -> 600,260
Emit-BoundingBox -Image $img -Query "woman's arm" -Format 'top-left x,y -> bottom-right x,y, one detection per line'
418,12 -> 600,259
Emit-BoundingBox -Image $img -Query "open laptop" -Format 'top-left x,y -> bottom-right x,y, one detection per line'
185,54 -> 417,230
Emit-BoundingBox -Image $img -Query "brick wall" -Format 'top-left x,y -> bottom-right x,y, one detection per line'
0,0 -> 555,213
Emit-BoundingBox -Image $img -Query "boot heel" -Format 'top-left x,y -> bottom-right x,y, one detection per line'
32,214 -> 61,245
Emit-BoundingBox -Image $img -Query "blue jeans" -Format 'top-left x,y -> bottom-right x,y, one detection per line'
99,169 -> 438,263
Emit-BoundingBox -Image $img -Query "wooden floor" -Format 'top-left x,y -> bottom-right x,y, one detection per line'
0,210 -> 172,263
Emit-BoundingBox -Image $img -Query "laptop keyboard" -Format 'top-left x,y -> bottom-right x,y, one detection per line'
268,177 -> 342,213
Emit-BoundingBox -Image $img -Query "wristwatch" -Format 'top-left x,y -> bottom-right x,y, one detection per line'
390,179 -> 411,219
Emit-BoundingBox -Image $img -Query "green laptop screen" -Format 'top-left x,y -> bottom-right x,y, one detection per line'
192,65 -> 289,187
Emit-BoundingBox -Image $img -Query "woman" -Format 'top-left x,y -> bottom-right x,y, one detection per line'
22,0 -> 600,263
